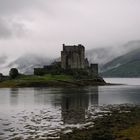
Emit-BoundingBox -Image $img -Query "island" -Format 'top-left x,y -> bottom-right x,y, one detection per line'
0,44 -> 108,88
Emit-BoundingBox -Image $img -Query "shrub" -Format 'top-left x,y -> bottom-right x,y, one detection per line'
9,68 -> 19,79
34,68 -> 46,76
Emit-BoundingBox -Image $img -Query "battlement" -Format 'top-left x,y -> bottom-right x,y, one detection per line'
62,44 -> 85,52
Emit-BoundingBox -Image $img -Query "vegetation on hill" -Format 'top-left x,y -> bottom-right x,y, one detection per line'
101,48 -> 140,77
102,60 -> 140,77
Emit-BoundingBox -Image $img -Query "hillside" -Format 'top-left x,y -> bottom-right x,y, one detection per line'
101,48 -> 140,77
86,40 -> 140,66
86,46 -> 125,66
7,54 -> 52,74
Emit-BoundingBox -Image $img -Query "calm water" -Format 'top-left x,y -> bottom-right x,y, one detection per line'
0,78 -> 140,139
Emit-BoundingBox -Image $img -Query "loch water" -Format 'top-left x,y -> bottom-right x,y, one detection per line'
0,78 -> 140,139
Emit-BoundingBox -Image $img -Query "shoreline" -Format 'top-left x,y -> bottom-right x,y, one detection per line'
0,79 -> 112,88
57,104 -> 140,140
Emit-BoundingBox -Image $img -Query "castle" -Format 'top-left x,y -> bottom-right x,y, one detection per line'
61,44 -> 98,76
61,44 -> 85,69
34,44 -> 98,78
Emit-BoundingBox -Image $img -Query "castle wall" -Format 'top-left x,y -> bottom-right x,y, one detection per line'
61,44 -> 85,69
61,51 -> 67,69
85,58 -> 89,68
90,64 -> 98,77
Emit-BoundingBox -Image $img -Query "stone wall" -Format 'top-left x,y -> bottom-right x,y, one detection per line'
90,64 -> 98,77
61,44 -> 85,69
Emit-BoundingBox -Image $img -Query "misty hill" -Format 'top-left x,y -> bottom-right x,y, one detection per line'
5,48 -> 115,75
15,47 -> 121,74
8,54 -> 53,74
86,47 -> 124,66
1,40 -> 140,75
101,47 -> 140,77
86,40 -> 140,66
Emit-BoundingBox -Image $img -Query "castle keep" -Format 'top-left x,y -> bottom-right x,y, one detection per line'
61,44 -> 85,69
61,44 -> 98,76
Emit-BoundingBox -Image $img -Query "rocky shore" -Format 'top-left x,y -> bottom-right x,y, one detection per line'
58,104 -> 140,140
1,104 -> 140,140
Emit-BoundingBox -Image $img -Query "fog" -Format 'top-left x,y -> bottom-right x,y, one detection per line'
0,0 -> 140,63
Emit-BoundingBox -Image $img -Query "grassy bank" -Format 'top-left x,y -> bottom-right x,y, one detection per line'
0,74 -> 106,88
0,74 -> 73,88
58,105 -> 140,140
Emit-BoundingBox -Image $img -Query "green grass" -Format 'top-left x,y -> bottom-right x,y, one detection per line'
0,74 -> 74,88
116,123 -> 140,140
17,74 -> 73,81
0,74 -> 105,88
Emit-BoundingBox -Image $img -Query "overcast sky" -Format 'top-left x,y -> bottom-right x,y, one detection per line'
0,0 -> 140,58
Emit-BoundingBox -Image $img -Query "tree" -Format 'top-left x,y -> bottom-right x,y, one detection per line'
9,68 -> 19,79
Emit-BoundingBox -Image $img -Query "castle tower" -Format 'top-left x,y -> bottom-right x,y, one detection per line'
61,44 -> 85,69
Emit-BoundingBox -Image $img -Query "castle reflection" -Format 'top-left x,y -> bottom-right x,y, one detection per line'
8,87 -> 99,124
10,88 -> 19,105
60,87 -> 98,124
33,87 -> 99,124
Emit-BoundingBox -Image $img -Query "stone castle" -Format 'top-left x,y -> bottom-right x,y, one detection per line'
34,44 -> 98,78
61,44 -> 98,76
61,44 -> 85,69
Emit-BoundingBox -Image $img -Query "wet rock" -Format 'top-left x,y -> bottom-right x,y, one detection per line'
3,127 -> 15,132
0,132 -> 4,135
2,122 -> 11,126
9,136 -> 23,140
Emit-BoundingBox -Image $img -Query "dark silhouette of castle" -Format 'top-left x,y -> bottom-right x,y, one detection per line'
34,44 -> 99,77
61,44 -> 85,69
61,44 -> 98,76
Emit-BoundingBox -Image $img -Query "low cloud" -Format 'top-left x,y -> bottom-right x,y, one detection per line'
0,55 -> 7,65
0,0 -> 140,59
0,18 -> 12,39
0,18 -> 27,39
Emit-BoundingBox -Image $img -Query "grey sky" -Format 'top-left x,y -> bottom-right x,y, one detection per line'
0,0 -> 140,58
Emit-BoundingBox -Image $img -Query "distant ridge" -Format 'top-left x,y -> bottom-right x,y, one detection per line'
101,47 -> 140,77
8,54 -> 52,74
